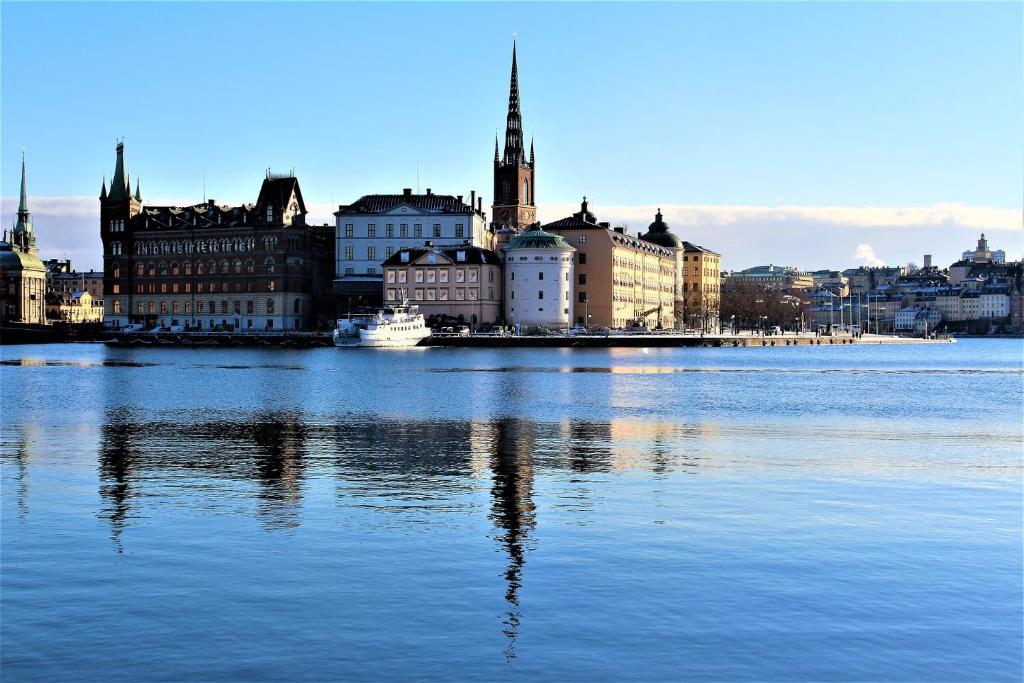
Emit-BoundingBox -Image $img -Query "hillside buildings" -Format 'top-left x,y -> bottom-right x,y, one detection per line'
962,233 -> 1005,264
0,155 -> 46,325
99,143 -> 334,331
382,243 -> 503,327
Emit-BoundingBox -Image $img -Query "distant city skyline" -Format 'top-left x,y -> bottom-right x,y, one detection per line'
2,2 -> 1021,270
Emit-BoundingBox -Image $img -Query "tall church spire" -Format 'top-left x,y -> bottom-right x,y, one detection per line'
503,41 -> 525,166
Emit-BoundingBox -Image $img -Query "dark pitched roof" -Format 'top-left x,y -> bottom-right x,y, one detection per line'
542,198 -> 600,230
338,193 -> 475,215
381,244 -> 502,267
681,241 -> 719,255
256,176 -> 306,215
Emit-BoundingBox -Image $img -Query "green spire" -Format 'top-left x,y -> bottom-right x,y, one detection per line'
14,151 -> 31,237
100,176 -> 107,200
108,142 -> 129,200
134,177 -> 142,202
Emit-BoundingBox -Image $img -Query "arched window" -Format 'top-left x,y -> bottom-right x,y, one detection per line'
233,259 -> 242,274
171,262 -> 180,276
220,260 -> 229,274
184,262 -> 192,276
136,263 -> 144,277
113,300 -> 121,314
523,179 -> 529,203
502,180 -> 510,203
267,299 -> 275,314
265,258 -> 275,274
245,259 -> 254,274
148,262 -> 157,276
293,298 -> 301,314
266,206 -> 274,223
112,263 -> 121,278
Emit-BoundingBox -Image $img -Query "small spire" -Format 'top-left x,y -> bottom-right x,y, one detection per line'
134,177 -> 142,202
494,134 -> 499,162
581,195 -> 588,212
100,176 -> 108,200
530,137 -> 534,165
17,149 -> 29,216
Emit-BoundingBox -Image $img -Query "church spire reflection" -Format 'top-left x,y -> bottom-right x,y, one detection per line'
488,418 -> 536,663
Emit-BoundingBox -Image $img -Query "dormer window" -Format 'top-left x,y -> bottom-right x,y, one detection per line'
456,251 -> 466,262
400,252 -> 410,263
266,207 -> 274,223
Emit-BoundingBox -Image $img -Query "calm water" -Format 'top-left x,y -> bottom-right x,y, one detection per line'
1,340 -> 1021,681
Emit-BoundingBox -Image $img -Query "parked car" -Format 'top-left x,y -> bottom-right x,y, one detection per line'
769,326 -> 783,335
120,323 -> 144,333
568,326 -> 588,336
147,326 -> 164,333
168,325 -> 186,333
455,325 -> 470,337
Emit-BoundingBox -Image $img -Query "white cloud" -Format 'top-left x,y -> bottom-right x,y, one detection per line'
854,243 -> 886,267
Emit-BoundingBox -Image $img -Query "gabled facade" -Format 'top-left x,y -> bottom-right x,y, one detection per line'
381,242 -> 503,328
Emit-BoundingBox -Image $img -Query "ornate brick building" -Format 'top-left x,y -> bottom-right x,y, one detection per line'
100,143 -> 334,331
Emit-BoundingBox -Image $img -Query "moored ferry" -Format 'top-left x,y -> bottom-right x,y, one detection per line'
357,304 -> 431,347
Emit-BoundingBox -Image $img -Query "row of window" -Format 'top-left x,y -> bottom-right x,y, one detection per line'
127,259 -> 281,277
133,280 -> 279,294
508,271 -> 570,282
343,223 -> 465,239
120,298 -> 302,316
386,287 -> 488,302
509,290 -> 570,301
130,236 -> 277,256
386,269 -> 493,285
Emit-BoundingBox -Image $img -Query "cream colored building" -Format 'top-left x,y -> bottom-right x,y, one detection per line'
47,290 -> 104,324
543,200 -> 674,329
503,228 -> 575,328
383,243 -> 503,328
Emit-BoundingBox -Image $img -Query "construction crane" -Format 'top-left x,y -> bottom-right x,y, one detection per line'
627,304 -> 662,330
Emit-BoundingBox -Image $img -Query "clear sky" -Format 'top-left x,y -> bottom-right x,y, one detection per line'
2,1 -> 1022,270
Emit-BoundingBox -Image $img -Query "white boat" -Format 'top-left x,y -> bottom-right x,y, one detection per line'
332,303 -> 431,348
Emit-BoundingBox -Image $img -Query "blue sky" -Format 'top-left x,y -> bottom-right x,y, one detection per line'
2,2 -> 1022,270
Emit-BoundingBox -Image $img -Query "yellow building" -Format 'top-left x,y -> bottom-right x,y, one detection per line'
543,199 -> 675,329
680,242 -> 722,332
46,290 -> 105,324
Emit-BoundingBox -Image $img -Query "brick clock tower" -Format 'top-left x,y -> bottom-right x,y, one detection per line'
99,142 -> 142,326
492,42 -> 536,230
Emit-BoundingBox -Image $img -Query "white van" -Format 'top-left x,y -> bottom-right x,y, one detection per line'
121,323 -> 144,333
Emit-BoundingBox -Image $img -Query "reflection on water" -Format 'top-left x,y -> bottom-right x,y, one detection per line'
2,341 -> 1022,681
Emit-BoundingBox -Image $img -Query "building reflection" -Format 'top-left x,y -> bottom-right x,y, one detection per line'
7,425 -> 36,519
98,407 -> 141,553
486,418 -> 537,662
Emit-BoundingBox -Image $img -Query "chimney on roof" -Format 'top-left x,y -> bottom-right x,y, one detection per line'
426,188 -> 432,196
601,222 -> 612,230
403,188 -> 412,197
612,226 -> 623,234
477,197 -> 482,213
470,190 -> 476,209
457,195 -> 463,204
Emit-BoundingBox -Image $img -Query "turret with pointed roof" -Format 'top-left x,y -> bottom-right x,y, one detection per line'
492,41 -> 537,230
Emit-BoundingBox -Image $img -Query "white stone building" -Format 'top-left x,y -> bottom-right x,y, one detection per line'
503,227 -> 575,328
334,189 -> 491,281
980,291 -> 1011,318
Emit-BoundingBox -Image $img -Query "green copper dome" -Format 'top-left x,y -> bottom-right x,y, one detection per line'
505,227 -> 571,250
